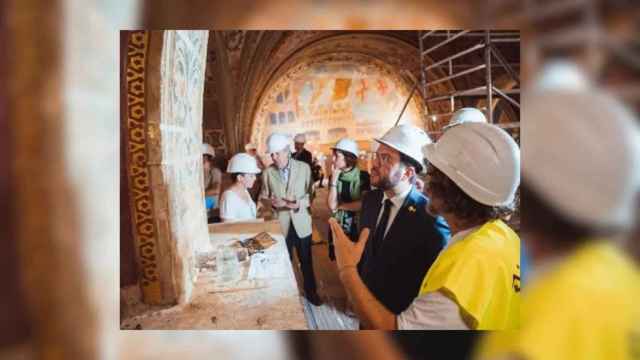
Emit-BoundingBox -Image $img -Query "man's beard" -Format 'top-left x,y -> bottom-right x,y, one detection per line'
372,168 -> 402,191
374,176 -> 393,190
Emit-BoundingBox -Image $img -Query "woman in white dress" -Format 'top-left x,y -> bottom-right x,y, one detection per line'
219,153 -> 262,222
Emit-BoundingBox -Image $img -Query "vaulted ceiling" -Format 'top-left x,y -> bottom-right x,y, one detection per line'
204,30 -> 520,153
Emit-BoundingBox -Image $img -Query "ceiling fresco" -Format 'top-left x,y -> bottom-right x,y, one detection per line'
251,57 -> 424,154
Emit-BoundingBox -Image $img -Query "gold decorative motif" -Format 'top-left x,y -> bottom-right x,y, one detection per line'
146,125 -> 154,139
124,31 -> 162,303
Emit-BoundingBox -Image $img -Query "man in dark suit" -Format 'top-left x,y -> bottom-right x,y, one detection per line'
292,133 -> 313,169
356,124 -> 450,325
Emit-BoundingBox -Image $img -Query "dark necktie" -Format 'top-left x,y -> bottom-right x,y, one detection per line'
372,199 -> 393,253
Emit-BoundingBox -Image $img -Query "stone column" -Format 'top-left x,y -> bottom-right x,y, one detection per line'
122,30 -> 210,305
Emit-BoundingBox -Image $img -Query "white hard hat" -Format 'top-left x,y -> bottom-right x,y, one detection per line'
375,124 -> 432,171
533,60 -> 591,92
331,138 -> 359,157
294,133 -> 306,143
423,122 -> 520,207
244,143 -> 257,151
226,153 -> 261,174
202,143 -> 215,157
443,107 -> 487,130
266,133 -> 291,154
524,88 -> 640,229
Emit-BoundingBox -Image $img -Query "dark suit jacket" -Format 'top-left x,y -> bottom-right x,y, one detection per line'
293,149 -> 313,169
358,187 -> 451,314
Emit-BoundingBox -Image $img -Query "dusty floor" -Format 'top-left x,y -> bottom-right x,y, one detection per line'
121,185 -> 357,330
300,186 -> 359,329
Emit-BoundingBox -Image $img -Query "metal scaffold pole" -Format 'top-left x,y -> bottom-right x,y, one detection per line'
403,30 -> 522,135
485,29 -> 493,123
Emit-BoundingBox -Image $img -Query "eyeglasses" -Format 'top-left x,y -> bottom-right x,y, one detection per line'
374,152 -> 395,165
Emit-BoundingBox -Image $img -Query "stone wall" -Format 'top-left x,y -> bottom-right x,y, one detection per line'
122,30 -> 209,306
202,33 -> 228,158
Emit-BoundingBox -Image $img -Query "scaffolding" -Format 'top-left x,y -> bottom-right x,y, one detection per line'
484,0 -> 639,106
413,30 -> 521,137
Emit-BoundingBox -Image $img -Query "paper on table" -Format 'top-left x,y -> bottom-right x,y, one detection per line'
247,252 -> 287,279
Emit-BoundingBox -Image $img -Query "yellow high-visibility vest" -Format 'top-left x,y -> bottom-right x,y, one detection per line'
418,219 -> 520,330
475,241 -> 640,360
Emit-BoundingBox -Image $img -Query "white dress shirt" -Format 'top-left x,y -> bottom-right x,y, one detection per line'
279,159 -> 291,186
375,185 -> 413,239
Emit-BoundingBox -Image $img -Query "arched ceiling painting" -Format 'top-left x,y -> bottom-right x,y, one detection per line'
207,31 -> 512,154
242,31 -> 462,155
251,56 -> 424,154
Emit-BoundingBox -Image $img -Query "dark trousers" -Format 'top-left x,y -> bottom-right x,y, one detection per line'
285,224 -> 317,295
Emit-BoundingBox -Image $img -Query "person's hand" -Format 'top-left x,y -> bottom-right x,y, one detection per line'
415,177 -> 425,193
285,199 -> 299,210
271,196 -> 286,208
329,218 -> 370,272
256,201 -> 266,216
330,163 -> 341,184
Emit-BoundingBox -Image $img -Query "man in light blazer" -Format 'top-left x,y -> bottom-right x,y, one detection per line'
260,133 -> 322,306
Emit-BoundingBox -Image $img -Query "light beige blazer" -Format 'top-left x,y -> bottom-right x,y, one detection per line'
259,158 -> 313,238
